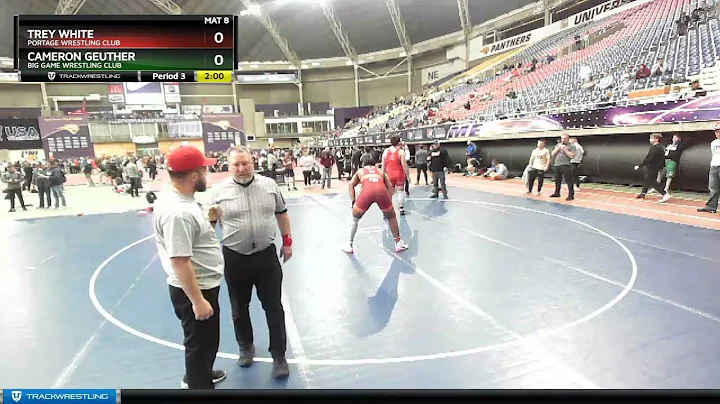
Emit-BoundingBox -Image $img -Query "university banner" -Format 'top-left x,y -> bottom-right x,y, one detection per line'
38,116 -> 95,160
201,114 -> 245,153
328,95 -> 720,147
0,118 -> 42,151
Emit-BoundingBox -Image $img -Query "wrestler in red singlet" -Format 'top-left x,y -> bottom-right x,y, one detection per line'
354,165 -> 394,214
344,158 -> 409,254
382,136 -> 408,215
384,144 -> 406,187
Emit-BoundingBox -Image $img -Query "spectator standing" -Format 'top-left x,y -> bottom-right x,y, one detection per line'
319,148 -> 335,189
2,165 -> 27,212
654,134 -> 686,193
698,124 -> 720,213
428,140 -> 451,199
414,145 -> 429,185
335,148 -> 345,181
550,133 -> 577,201
48,161 -> 67,209
634,133 -> 671,202
350,146 -> 362,177
569,138 -> 584,189
152,145 -> 226,390
208,146 -> 293,379
83,161 -> 95,186
298,149 -> 315,188
33,163 -> 52,209
125,157 -> 142,197
527,140 -> 551,195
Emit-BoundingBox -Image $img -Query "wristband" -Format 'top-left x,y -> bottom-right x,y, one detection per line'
282,234 -> 292,247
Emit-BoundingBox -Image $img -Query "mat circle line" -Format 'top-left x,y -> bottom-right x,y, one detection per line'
88,198 -> 638,366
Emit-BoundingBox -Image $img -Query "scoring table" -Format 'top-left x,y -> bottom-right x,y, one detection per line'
15,15 -> 237,83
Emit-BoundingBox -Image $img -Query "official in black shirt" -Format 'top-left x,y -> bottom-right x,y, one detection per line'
350,147 -> 362,176
428,140 -> 451,199
634,133 -> 671,202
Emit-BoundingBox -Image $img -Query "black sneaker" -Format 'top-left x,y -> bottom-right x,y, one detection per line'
180,370 -> 227,389
698,207 -> 717,213
8,208 -> 15,212
399,208 -> 405,215
566,196 -> 574,201
272,357 -> 290,379
636,194 -> 645,199
238,345 -> 255,368
549,194 -> 560,198
442,194 -> 448,199
430,194 -> 439,199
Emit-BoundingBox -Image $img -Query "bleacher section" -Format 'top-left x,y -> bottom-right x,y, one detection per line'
338,0 -> 720,140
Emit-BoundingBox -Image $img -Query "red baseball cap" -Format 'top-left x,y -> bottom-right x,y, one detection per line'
167,146 -> 217,173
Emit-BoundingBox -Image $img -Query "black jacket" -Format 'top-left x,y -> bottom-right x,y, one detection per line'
664,141 -> 686,163
428,147 -> 451,172
640,143 -> 666,171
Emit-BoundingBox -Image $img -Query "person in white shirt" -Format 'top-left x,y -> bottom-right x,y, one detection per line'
483,159 -> 508,180
651,58 -> 668,76
527,140 -> 551,195
595,73 -> 614,91
579,64 -> 592,82
698,123 -> 720,213
569,138 -> 584,189
297,149 -> 316,188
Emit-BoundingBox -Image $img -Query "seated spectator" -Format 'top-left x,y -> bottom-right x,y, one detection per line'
482,159 -> 508,180
581,76 -> 596,90
506,89 -> 517,99
636,64 -> 651,79
676,11 -> 690,36
651,58 -> 668,76
690,79 -> 707,97
464,158 -> 481,176
579,64 -> 592,81
691,3 -> 706,26
596,73 -> 614,91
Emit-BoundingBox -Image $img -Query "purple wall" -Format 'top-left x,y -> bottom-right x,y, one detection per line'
334,106 -> 374,129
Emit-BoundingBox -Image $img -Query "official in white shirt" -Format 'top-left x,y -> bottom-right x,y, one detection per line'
208,145 -> 293,379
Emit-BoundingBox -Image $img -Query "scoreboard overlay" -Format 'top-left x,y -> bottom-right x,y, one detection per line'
15,15 -> 237,83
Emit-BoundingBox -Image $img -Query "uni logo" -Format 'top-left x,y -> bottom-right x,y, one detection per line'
480,47 -> 490,54
11,390 -> 22,402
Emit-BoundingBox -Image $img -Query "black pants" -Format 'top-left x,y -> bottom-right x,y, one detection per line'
336,161 -> 344,180
571,162 -> 581,188
6,189 -> 25,209
641,168 -> 666,195
302,170 -> 311,186
416,165 -> 428,184
149,170 -> 157,181
37,184 -> 51,208
553,165 -> 574,197
169,285 -> 221,390
527,168 -> 545,192
223,245 -> 287,358
23,175 -> 32,191
129,177 -> 140,197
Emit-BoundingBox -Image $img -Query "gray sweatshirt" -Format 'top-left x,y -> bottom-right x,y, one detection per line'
2,171 -> 23,190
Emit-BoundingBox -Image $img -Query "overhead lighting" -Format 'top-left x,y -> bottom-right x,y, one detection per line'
301,64 -> 309,69
248,4 -> 261,14
312,62 -> 320,66
250,64 -> 259,68
239,10 -> 250,16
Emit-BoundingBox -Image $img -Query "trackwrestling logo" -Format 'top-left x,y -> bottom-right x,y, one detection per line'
3,389 -> 116,404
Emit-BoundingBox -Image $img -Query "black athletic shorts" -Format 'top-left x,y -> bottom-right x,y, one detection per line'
284,167 -> 294,177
